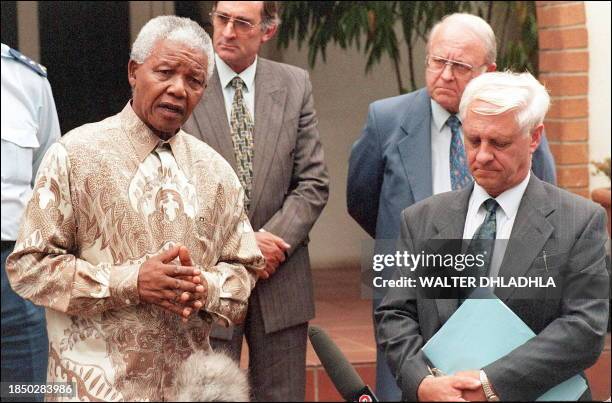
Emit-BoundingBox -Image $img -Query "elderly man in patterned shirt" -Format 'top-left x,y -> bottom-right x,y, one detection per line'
7,16 -> 264,401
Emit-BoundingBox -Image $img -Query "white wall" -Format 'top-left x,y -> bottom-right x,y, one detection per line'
277,35 -> 427,269
585,2 -> 612,191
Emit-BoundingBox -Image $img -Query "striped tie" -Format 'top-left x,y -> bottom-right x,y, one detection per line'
229,76 -> 254,210
447,114 -> 473,190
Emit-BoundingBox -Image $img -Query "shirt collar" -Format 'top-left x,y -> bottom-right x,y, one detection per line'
430,99 -> 459,133
471,171 -> 531,219
431,98 -> 461,132
119,102 -> 181,163
1,43 -> 11,58
215,53 -> 257,93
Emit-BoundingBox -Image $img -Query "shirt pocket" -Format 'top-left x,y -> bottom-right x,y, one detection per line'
1,127 -> 39,186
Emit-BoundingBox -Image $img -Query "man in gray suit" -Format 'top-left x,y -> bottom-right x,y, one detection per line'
183,1 -> 329,401
347,13 -> 557,400
375,71 -> 609,401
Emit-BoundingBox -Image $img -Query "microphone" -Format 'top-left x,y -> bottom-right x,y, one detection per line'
308,325 -> 378,402
171,350 -> 250,402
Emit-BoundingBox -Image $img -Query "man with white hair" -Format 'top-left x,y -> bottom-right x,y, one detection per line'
347,13 -> 557,400
7,16 -> 263,401
375,71 -> 609,401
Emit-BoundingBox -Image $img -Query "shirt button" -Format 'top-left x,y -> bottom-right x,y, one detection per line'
125,299 -> 131,304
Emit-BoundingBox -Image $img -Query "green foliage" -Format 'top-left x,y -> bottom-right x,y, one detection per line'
277,1 -> 539,94
496,2 -> 539,74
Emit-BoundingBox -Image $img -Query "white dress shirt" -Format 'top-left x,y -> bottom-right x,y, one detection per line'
462,171 -> 531,278
215,53 -> 257,124
1,43 -> 61,240
430,99 -> 456,195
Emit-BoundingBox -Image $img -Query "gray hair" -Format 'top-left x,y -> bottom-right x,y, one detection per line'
428,13 -> 497,65
459,71 -> 551,135
131,15 -> 214,80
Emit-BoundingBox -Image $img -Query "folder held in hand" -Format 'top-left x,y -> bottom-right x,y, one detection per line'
422,298 -> 587,401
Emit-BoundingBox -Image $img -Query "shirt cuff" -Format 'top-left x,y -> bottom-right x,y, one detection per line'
109,264 -> 141,307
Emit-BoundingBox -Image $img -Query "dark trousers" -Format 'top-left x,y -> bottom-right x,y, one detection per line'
1,241 -> 48,402
211,293 -> 308,402
373,298 -> 403,401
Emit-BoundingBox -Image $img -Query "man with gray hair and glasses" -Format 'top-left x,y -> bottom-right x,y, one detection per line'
347,13 -> 557,400
375,71 -> 609,401
7,15 -> 263,401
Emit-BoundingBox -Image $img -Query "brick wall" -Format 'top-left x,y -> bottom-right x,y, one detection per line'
537,1 -> 590,198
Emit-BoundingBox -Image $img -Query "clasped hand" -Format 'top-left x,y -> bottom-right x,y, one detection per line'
137,245 -> 207,321
417,370 -> 486,402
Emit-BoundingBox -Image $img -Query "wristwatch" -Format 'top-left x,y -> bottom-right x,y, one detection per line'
479,370 -> 500,401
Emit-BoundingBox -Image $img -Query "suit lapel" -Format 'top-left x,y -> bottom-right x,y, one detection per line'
195,69 -> 237,170
397,89 -> 433,203
432,186 -> 472,324
495,176 -> 554,301
250,59 -> 287,214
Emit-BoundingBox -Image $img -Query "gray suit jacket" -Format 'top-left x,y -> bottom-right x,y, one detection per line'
375,175 -> 609,401
183,57 -> 329,336
347,88 -> 557,241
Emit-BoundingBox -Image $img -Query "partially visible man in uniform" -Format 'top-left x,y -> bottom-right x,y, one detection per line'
184,2 -> 329,401
347,13 -> 557,400
1,43 -> 60,401
7,17 -> 264,401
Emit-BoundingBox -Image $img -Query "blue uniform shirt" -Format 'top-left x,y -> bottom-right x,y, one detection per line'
1,43 -> 61,240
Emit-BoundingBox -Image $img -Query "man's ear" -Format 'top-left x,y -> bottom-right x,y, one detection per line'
529,124 -> 544,154
487,62 -> 497,73
261,24 -> 278,44
128,59 -> 139,88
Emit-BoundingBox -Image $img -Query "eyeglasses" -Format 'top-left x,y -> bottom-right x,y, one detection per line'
210,11 -> 260,34
426,55 -> 485,77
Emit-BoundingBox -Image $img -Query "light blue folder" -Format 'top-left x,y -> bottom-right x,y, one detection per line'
422,298 -> 587,401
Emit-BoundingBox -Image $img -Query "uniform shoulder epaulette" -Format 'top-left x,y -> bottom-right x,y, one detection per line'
8,47 -> 47,77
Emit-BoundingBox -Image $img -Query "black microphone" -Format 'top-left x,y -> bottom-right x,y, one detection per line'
308,325 -> 378,402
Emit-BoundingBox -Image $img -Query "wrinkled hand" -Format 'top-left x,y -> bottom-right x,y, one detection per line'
138,245 -> 204,319
254,231 -> 290,279
456,371 -> 487,401
417,375 -> 481,402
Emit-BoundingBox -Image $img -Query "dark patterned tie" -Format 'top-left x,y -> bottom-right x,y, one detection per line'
447,114 -> 473,190
460,198 -> 499,302
229,76 -> 254,210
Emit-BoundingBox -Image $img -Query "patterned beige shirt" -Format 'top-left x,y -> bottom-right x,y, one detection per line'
6,103 -> 264,401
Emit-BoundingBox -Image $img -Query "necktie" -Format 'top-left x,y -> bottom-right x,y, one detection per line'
229,76 -> 254,210
447,115 -> 472,190
460,198 -> 499,302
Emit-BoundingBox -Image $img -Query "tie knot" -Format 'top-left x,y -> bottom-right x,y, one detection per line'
446,114 -> 461,131
230,76 -> 245,90
483,198 -> 499,214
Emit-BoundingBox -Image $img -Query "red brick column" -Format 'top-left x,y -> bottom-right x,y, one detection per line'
537,1 -> 590,198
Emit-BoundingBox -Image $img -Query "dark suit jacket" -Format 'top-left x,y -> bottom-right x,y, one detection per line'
183,57 -> 329,335
375,175 -> 609,401
347,88 -> 557,241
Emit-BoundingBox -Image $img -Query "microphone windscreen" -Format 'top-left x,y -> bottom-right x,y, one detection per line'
308,325 -> 366,400
171,350 -> 250,402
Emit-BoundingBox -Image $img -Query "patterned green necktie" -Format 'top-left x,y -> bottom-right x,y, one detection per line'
229,76 -> 254,210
